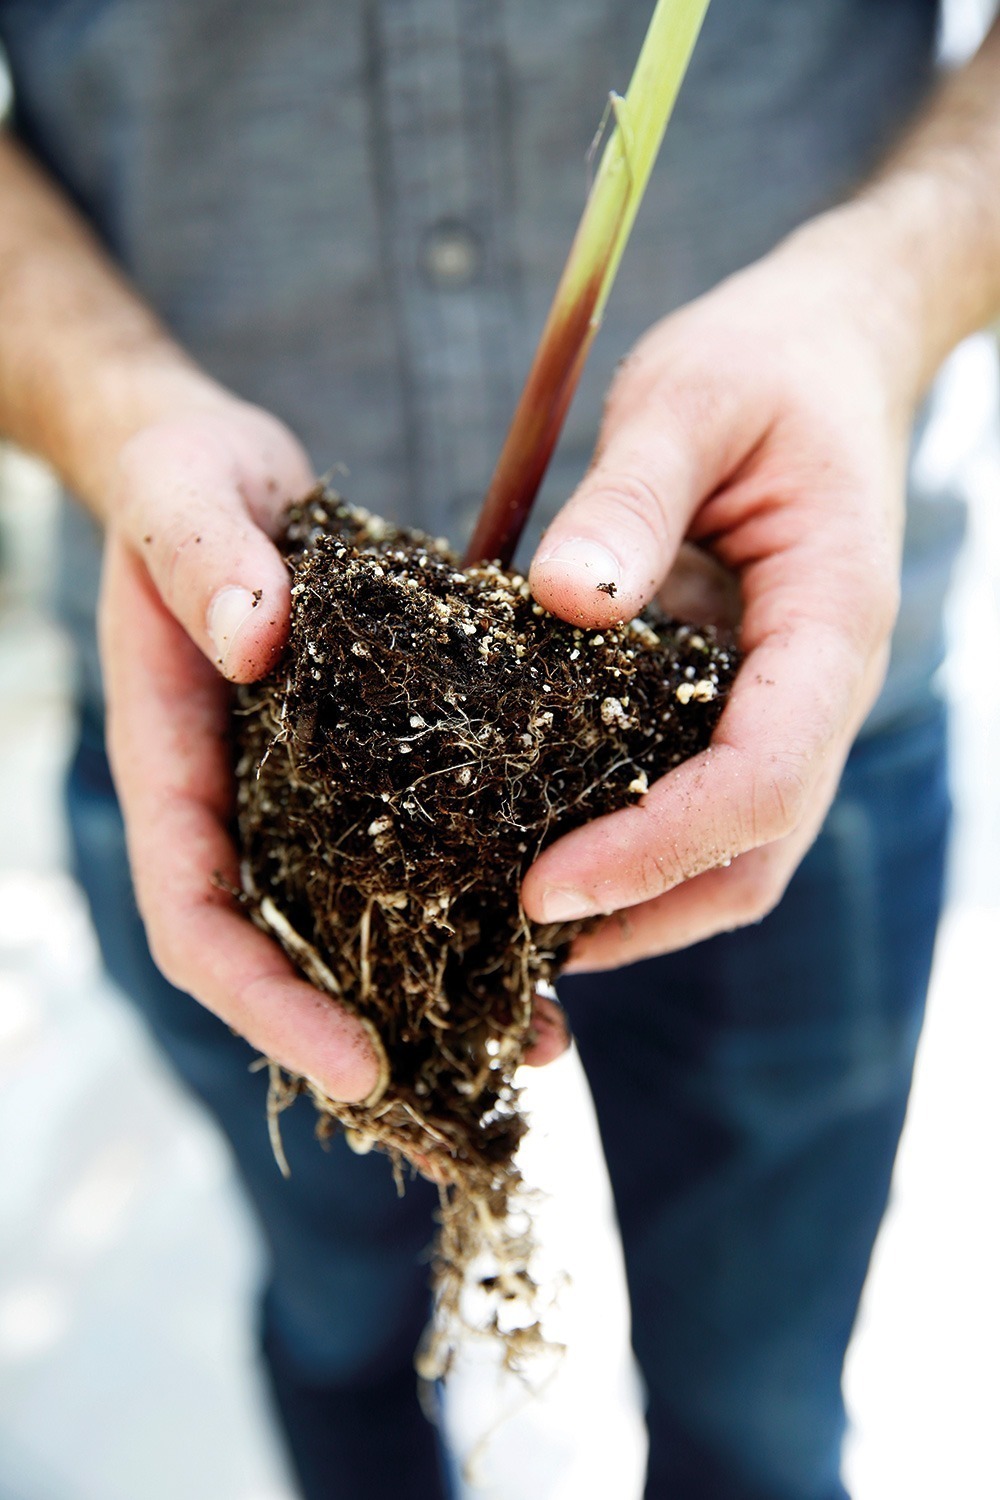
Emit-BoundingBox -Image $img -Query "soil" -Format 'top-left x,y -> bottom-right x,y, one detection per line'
232,488 -> 737,1375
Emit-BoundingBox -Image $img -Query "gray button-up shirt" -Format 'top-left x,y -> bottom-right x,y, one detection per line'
0,0 -> 961,734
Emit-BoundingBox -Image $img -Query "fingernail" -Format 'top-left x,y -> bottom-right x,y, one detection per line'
534,536 -> 622,588
356,1016 -> 390,1106
539,887 -> 595,923
525,994 -> 572,1066
208,586 -> 258,672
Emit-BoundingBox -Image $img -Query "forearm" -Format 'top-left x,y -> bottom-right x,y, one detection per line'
0,132 -> 231,517
784,19 -> 1000,408
0,133 -> 365,1099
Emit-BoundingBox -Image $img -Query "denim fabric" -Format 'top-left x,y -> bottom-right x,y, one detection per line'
66,696 -> 950,1500
562,701 -> 951,1499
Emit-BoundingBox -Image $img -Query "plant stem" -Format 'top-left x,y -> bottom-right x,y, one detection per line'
464,0 -> 711,569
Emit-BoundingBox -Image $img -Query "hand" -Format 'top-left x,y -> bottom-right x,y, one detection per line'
99,400 -> 392,1101
521,218 -> 919,970
99,399 -> 567,1104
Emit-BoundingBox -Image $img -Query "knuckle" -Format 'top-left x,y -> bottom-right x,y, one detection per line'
632,845 -> 684,904
134,876 -> 192,992
144,921 -> 182,990
141,506 -> 219,617
115,479 -> 148,546
163,524 -> 211,603
851,558 -> 899,639
584,467 -> 670,551
743,886 -> 783,928
870,568 -> 901,641
726,867 -> 787,929
115,428 -> 154,490
602,346 -> 652,417
753,754 -> 810,843
846,556 -> 901,647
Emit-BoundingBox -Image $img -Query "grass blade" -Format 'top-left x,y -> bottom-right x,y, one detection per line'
464,0 -> 711,568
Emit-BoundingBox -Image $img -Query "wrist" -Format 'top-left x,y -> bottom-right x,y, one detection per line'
56,348 -> 241,522
768,202 -> 932,421
777,126 -> 1000,411
0,133 -> 242,517
854,172 -> 1000,390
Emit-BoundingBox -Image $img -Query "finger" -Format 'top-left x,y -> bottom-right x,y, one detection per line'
521,991 -> 572,1067
561,762 -> 839,971
100,538 -> 383,1103
522,597 -> 887,927
528,349 -> 760,629
115,409 -> 314,683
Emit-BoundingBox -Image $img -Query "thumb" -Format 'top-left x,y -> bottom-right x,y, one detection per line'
114,407 -> 314,683
528,361 -> 741,630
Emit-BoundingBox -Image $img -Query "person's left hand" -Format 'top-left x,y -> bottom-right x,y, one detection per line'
520,219 -> 919,970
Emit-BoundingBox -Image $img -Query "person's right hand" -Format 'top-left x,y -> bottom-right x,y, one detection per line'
99,399 -> 393,1103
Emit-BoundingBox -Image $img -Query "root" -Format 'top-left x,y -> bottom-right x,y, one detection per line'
233,490 -> 737,1374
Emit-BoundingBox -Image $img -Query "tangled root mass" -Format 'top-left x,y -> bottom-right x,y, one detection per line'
233,490 -> 737,1373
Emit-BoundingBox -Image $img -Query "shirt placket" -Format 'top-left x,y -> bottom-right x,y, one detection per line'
366,0 -> 522,543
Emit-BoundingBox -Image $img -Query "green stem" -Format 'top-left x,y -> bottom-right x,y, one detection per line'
464,0 -> 711,569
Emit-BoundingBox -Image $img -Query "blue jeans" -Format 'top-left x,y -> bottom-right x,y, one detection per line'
66,698 -> 949,1500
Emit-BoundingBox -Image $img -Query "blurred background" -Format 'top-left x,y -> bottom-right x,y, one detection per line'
1,3 -> 999,1497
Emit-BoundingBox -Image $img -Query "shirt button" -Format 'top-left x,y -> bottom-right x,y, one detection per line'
420,220 -> 482,288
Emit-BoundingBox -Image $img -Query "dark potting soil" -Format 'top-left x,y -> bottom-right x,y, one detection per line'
233,488 -> 737,1370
